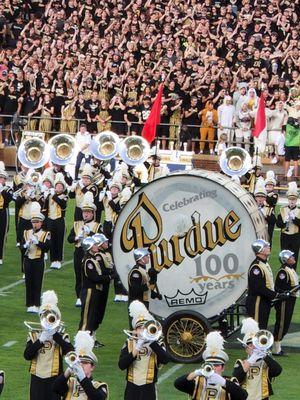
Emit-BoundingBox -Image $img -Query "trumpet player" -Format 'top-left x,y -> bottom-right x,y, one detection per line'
43,173 -> 68,270
118,301 -> 169,400
276,182 -> 300,268
53,331 -> 108,399
0,164 -> 13,265
69,164 -> 98,221
98,181 -> 122,242
21,203 -> 50,313
24,291 -> 73,400
174,331 -> 247,400
273,250 -> 299,356
264,171 -> 278,246
67,193 -> 101,306
232,318 -> 282,400
79,236 -> 115,346
253,182 -> 276,246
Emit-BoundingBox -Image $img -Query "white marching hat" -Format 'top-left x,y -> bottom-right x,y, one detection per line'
202,331 -> 229,365
287,182 -> 298,199
75,331 -> 98,365
129,300 -> 152,329
240,317 -> 259,345
30,202 -> 45,221
81,191 -> 96,211
265,170 -> 276,186
39,290 -> 61,320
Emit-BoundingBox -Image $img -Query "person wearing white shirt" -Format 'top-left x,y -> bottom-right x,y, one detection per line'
217,96 -> 235,145
75,124 -> 92,180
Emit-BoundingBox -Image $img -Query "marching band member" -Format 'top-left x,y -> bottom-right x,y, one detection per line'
21,202 -> 50,313
264,171 -> 278,246
147,155 -> 169,182
273,250 -> 299,356
118,301 -> 169,400
128,248 -> 162,310
67,192 -> 101,307
90,158 -> 111,222
276,182 -> 300,268
53,331 -> 108,399
246,239 -> 289,329
75,124 -> 92,180
46,163 -> 73,187
99,181 -> 122,241
245,156 -> 263,194
69,164 -> 98,221
0,163 -> 13,265
0,371 -> 4,395
253,181 -> 276,246
232,318 -> 282,400
43,173 -> 68,270
40,169 -> 54,218
13,164 -> 28,239
79,236 -> 114,346
24,290 -> 73,400
174,331 -> 247,400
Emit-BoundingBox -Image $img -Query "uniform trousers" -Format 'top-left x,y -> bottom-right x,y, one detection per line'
273,297 -> 296,341
74,206 -> 83,222
246,295 -> 271,329
24,258 -> 45,307
79,288 -> 106,332
280,233 -> 300,268
73,247 -> 84,298
18,217 -> 32,272
124,382 -> 157,400
47,218 -> 65,262
0,209 -> 9,259
30,374 -> 60,400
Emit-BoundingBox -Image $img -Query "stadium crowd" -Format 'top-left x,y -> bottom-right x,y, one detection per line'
0,0 -> 299,159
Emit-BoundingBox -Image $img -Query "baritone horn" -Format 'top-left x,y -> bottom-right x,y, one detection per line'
118,135 -> 150,166
48,134 -> 76,165
219,147 -> 252,177
90,131 -> 120,160
252,330 -> 274,351
65,351 -> 80,368
18,137 -> 50,169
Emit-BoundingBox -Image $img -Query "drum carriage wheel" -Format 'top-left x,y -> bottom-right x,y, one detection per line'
163,310 -> 211,363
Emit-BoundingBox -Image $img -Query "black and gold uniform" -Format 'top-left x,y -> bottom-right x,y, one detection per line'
128,263 -> 151,309
79,251 -> 113,333
232,355 -> 282,400
21,227 -> 50,308
246,256 -> 277,329
0,180 -> 13,263
68,220 -> 101,300
119,337 -> 169,400
12,168 -> 28,238
15,189 -> 36,245
175,375 -> 247,400
265,191 -> 278,246
69,181 -> 98,222
43,189 -> 68,266
47,165 -> 73,187
24,330 -> 73,400
90,160 -> 111,223
53,375 -> 108,400
99,185 -> 122,241
245,167 -> 262,194
273,254 -> 299,354
276,205 -> 300,267
0,370 -> 4,395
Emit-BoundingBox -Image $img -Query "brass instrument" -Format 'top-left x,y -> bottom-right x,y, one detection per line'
18,137 -> 50,169
200,362 -> 214,378
90,131 -> 120,160
124,319 -> 162,342
118,135 -> 150,166
40,309 -> 61,331
65,351 -> 80,369
252,330 -> 274,351
12,187 -> 27,198
48,133 -> 76,165
219,147 -> 252,177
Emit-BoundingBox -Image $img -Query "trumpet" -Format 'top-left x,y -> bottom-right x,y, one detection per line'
252,330 -> 274,351
200,362 -> 214,378
12,187 -> 27,199
65,351 -> 80,369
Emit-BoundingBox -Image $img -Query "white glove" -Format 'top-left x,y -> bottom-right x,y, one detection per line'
24,241 -> 30,249
30,235 -> 39,245
39,330 -> 53,343
50,188 -> 55,196
73,363 -> 86,382
70,181 -> 78,191
248,348 -> 266,364
83,225 -> 91,234
135,338 -> 145,351
106,191 -> 112,201
289,211 -> 295,220
194,369 -> 203,376
99,190 -> 105,201
79,181 -> 85,189
207,373 -> 226,387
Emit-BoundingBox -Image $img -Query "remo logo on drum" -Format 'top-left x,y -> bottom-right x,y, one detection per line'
112,172 -> 267,319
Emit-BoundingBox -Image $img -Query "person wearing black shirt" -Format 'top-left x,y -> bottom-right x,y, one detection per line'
19,88 -> 40,131
38,94 -> 54,138
124,99 -> 141,135
75,92 -> 87,123
109,94 -> 126,135
183,97 -> 201,150
2,85 -> 18,144
85,90 -> 100,133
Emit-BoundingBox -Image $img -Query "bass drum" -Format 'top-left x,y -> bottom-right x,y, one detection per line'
112,170 -> 267,361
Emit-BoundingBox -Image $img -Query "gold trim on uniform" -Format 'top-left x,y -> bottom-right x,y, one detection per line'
126,339 -> 157,386
193,376 -> 227,400
24,230 -> 48,259
65,376 -> 108,399
81,288 -> 92,330
280,207 -> 300,234
128,266 -> 150,302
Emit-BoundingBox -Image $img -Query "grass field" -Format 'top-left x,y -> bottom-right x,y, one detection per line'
0,201 -> 299,399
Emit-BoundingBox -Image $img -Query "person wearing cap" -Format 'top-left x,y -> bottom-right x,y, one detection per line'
0,165 -> 13,265
43,173 -> 68,270
273,250 -> 299,356
128,248 -> 161,311
24,290 -> 73,400
21,202 -> 50,313
174,331 -> 247,400
232,318 -> 282,399
246,239 -> 289,329
68,192 -> 101,307
69,164 -> 98,221
74,124 -> 92,180
98,181 -> 122,241
276,182 -> 300,267
119,301 -> 169,400
47,163 -> 73,187
53,331 -> 108,399
147,155 -> 169,182
79,237 -> 115,342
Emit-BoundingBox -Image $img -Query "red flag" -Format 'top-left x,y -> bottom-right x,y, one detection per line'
141,83 -> 164,143
252,94 -> 266,138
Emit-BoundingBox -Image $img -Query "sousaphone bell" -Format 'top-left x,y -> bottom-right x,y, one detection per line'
90,131 -> 120,160
219,147 -> 252,177
18,137 -> 50,169
118,135 -> 150,166
48,133 -> 76,165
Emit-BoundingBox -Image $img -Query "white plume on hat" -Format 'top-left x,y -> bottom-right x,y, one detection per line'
287,182 -> 298,198
31,201 -> 45,221
241,317 -> 259,344
42,168 -> 54,184
129,300 -> 152,328
202,331 -> 229,364
74,331 -> 98,364
41,290 -> 58,308
81,191 -> 96,211
254,179 -> 267,197
81,163 -> 93,178
54,172 -> 66,188
0,161 -> 5,171
265,170 -> 276,185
